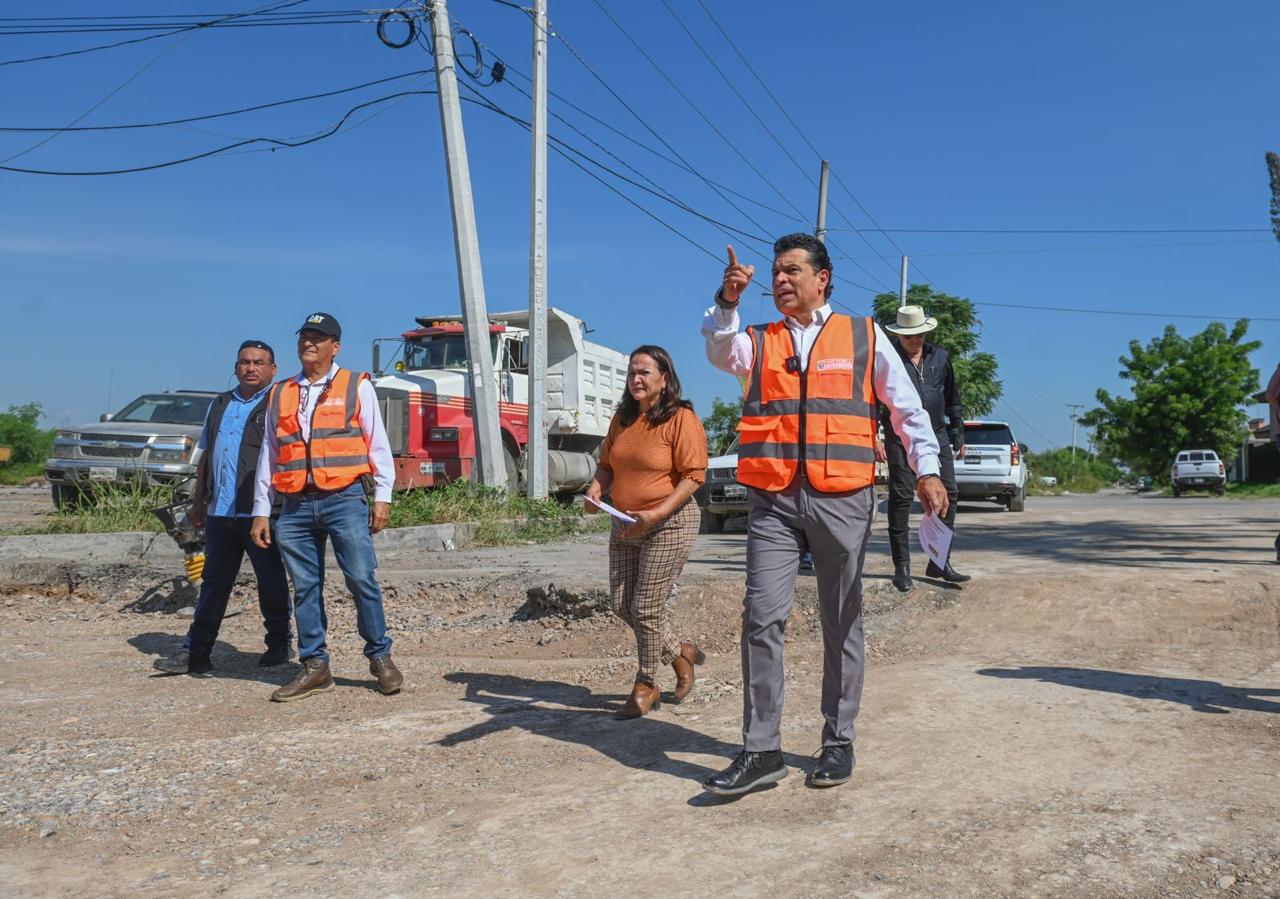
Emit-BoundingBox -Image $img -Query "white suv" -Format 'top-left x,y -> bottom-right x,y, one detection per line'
953,420 -> 1029,511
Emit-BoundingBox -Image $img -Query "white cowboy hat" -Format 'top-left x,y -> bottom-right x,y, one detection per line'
884,304 -> 937,335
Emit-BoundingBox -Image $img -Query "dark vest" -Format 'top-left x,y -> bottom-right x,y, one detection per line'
201,389 -> 271,516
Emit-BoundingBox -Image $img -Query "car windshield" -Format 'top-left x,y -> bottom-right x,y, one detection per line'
964,424 -> 1015,445
113,394 -> 213,426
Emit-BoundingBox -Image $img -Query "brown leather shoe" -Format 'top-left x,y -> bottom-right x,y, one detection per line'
369,656 -> 403,695
671,642 -> 706,704
270,659 -> 334,703
617,681 -> 661,719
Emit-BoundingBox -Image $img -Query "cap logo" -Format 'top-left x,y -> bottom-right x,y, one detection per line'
307,314 -> 325,324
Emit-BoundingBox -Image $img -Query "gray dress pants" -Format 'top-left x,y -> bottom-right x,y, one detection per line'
742,475 -> 876,751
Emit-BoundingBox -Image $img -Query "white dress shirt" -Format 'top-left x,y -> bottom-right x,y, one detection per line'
701,301 -> 940,478
252,363 -> 395,516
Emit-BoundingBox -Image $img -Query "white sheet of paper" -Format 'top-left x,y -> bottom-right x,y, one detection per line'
918,511 -> 954,571
585,495 -> 638,524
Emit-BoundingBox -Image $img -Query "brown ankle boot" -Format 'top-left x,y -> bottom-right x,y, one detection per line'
617,681 -> 661,719
671,642 -> 706,703
270,658 -> 334,703
369,656 -> 403,695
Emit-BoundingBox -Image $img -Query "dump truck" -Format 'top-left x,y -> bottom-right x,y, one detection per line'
370,308 -> 629,496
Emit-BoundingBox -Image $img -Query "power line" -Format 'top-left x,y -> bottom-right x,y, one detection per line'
0,88 -> 442,175
532,8 -> 781,254
835,238 -> 1273,260
2,0 -> 320,164
825,227 -> 1272,235
691,0 -> 912,284
973,300 -> 1280,323
0,0 -> 322,67
0,69 -> 432,133
996,399 -> 1058,449
655,0 -> 893,292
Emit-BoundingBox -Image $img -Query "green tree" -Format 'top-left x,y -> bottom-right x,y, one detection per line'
1026,446 -> 1123,492
1081,320 -> 1260,480
0,402 -> 55,464
872,284 -> 1002,417
701,395 -> 743,456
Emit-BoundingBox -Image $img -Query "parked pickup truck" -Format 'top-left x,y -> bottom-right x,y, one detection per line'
1169,449 -> 1226,497
695,432 -> 890,533
953,420 -> 1029,511
45,390 -> 216,508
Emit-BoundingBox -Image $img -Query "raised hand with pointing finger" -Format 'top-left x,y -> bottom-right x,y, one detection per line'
720,244 -> 755,305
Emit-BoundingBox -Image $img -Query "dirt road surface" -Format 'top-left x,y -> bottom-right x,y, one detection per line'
0,485 -> 52,532
2,493 -> 1278,897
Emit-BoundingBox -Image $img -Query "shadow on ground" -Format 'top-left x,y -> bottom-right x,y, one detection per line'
977,666 -> 1280,714
436,671 -> 811,792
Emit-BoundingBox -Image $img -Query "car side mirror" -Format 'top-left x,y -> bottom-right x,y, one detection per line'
1017,443 -> 1028,455
100,413 -> 114,422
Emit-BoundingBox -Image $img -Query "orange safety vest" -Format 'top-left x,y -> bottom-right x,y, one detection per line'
737,313 -> 878,493
267,368 -> 372,494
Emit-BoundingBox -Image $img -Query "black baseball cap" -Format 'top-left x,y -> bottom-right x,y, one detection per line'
296,312 -> 341,340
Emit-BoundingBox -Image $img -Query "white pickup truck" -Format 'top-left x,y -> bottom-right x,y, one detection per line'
1169,449 -> 1226,497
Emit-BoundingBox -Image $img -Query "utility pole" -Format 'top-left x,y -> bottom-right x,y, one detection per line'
1067,402 -> 1084,480
428,0 -> 506,487
814,160 -> 829,242
899,255 -> 909,306
526,0 -> 549,500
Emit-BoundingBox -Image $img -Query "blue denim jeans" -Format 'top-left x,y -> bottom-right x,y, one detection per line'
185,516 -> 292,658
274,482 -> 391,662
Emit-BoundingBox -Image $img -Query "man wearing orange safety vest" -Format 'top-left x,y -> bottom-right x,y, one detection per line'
700,234 -> 949,796
250,312 -> 402,703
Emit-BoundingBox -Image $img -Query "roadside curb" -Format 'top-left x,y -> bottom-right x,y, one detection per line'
0,521 -> 484,587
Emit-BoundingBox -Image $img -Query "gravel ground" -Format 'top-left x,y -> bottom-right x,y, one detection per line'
1,492 -> 1279,897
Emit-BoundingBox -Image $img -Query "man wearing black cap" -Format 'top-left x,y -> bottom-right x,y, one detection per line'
250,313 -> 402,702
154,339 -> 293,675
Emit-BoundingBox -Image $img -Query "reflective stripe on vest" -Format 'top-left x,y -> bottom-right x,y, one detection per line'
737,313 -> 877,493
267,368 -> 372,493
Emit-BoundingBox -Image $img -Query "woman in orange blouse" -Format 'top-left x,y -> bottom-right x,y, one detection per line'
587,345 -> 709,718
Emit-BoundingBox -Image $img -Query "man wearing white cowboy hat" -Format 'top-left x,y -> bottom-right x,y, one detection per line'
881,304 -> 970,590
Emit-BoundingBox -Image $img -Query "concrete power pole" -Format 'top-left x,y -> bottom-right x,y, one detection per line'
526,0 -> 549,500
899,255 -> 909,306
1067,402 -> 1084,480
814,160 -> 829,243
428,0 -> 506,487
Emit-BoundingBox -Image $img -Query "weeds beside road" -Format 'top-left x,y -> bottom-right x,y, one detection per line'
2,480 -> 609,545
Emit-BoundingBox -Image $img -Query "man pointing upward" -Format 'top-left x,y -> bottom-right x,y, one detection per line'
701,235 -> 947,795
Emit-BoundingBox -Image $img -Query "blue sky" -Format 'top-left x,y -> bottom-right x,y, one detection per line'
3,0 -> 1278,451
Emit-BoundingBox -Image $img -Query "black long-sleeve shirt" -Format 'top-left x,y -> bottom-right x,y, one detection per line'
880,341 -> 965,448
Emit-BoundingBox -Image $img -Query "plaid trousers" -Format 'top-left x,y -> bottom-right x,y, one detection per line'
608,499 -> 701,687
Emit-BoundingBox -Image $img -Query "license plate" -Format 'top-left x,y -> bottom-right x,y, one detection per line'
964,456 -> 983,464
723,485 -> 747,500
419,462 -> 447,475
88,466 -> 118,480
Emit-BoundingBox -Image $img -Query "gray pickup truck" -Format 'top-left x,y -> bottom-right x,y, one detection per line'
45,390 -> 216,508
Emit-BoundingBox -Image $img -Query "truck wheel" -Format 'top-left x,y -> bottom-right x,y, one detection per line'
701,510 -> 725,533
1009,485 -> 1026,512
51,483 -> 80,510
1171,486 -> 1181,498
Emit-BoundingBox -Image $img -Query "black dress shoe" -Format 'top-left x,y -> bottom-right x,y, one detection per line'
892,562 -> 912,592
810,742 -> 855,787
926,561 -> 971,583
258,645 -> 296,667
703,750 -> 788,796
153,651 -> 212,676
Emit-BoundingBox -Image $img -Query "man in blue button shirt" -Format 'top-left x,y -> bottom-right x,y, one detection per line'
154,340 -> 293,675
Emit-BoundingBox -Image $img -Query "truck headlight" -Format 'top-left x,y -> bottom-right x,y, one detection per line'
52,432 -> 78,459
429,427 -> 459,442
148,437 -> 193,464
